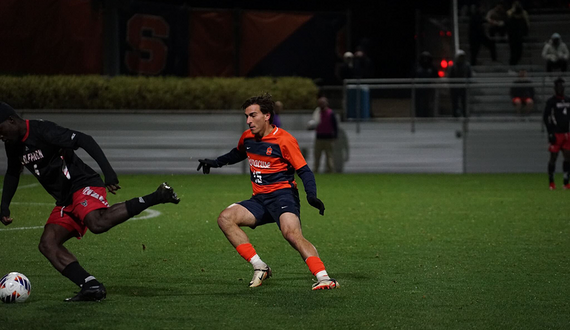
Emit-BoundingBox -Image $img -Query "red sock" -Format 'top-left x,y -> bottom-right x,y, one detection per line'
305,256 -> 326,276
236,243 -> 257,262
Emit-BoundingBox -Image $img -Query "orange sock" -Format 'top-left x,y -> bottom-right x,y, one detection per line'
236,243 -> 257,262
305,256 -> 326,276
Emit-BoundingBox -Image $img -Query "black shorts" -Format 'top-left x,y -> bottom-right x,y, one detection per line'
238,188 -> 301,229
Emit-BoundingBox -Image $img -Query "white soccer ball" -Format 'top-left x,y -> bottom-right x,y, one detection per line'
0,272 -> 31,303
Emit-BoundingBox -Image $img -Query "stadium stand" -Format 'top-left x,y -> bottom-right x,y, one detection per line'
457,9 -> 570,116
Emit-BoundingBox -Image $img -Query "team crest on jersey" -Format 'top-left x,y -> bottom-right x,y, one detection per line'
266,146 -> 272,155
81,200 -> 88,207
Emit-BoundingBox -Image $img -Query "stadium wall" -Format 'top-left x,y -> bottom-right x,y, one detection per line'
0,112 -> 552,175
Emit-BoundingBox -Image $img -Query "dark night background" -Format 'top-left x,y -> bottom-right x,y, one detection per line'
135,0 -> 452,78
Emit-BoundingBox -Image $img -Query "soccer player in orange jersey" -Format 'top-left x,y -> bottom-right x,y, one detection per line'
197,93 -> 338,290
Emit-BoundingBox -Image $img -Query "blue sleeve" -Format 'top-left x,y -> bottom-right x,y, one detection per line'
296,165 -> 317,197
216,148 -> 247,166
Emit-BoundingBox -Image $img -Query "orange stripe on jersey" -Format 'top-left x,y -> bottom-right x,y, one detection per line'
237,126 -> 307,195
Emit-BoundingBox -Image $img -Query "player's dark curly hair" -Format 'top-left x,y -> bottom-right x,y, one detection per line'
241,93 -> 275,124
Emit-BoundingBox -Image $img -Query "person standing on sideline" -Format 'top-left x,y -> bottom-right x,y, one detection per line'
448,50 -> 473,117
543,78 -> 570,190
0,102 -> 180,301
196,93 -> 338,291
308,97 -> 338,173
273,101 -> 283,128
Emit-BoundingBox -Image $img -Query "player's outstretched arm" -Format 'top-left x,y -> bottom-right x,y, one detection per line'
197,148 -> 247,174
296,165 -> 325,216
197,159 -> 220,174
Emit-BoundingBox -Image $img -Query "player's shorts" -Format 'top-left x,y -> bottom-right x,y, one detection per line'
238,188 -> 300,229
512,97 -> 533,105
549,132 -> 570,153
46,186 -> 109,238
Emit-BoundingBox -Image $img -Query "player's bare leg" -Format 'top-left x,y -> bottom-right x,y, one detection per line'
562,149 -> 570,189
84,182 -> 180,234
549,152 -> 558,189
280,213 -> 338,290
217,204 -> 271,287
39,224 -> 106,301
524,99 -> 534,115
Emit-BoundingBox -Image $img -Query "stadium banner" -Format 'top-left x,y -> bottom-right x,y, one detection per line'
119,1 -> 189,76
189,10 -> 235,77
240,11 -> 346,84
0,0 -> 103,75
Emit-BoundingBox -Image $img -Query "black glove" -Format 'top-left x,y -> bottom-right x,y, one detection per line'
307,196 -> 325,216
197,159 -> 219,174
548,133 -> 557,144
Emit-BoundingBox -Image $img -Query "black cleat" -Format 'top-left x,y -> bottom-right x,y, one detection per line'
157,182 -> 180,204
65,283 -> 107,302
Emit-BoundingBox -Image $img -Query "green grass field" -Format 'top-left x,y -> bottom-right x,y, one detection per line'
1,173 -> 569,329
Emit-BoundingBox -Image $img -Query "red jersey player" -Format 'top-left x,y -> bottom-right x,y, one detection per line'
197,93 -> 338,290
543,78 -> 570,189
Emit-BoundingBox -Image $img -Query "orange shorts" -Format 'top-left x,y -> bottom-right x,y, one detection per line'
549,133 -> 570,153
46,186 -> 109,238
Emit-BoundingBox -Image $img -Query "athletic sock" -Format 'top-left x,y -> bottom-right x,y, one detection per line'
236,243 -> 267,269
61,261 -> 100,288
548,162 -> 556,184
124,192 -> 160,217
305,256 -> 330,281
562,161 -> 570,185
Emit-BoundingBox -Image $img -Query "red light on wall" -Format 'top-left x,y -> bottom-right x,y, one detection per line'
439,30 -> 444,36
438,70 -> 445,77
440,60 -> 448,69
448,60 -> 454,66
446,31 -> 452,37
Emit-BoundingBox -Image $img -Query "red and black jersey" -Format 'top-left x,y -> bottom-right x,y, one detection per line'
236,126 -> 307,195
4,120 -> 115,206
543,95 -> 570,134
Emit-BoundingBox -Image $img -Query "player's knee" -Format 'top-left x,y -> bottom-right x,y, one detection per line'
281,228 -> 302,244
38,239 -> 56,257
84,210 -> 109,234
217,210 -> 235,230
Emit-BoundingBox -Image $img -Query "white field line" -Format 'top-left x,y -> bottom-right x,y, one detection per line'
0,209 -> 161,232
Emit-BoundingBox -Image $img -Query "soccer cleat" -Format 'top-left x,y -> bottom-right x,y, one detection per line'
311,278 -> 339,291
157,182 -> 180,204
65,283 -> 106,302
549,183 -> 556,190
248,267 -> 272,287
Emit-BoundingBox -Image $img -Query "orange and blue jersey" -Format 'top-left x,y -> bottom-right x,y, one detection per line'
237,126 -> 307,195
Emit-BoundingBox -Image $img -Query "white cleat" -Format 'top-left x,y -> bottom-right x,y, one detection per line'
248,267 -> 272,287
312,278 -> 339,291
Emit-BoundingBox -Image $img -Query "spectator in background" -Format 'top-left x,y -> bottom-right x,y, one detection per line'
448,50 -> 473,117
337,52 -> 355,82
469,3 -> 497,65
542,33 -> 569,72
414,51 -> 438,117
510,70 -> 535,115
486,2 -> 508,38
353,47 -> 374,79
273,101 -> 283,127
506,1 -> 530,66
308,97 -> 338,173
333,127 -> 349,173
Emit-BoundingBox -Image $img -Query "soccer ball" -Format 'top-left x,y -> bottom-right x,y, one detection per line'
0,272 -> 31,303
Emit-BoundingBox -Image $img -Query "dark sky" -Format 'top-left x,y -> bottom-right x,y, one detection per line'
134,0 -> 451,77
